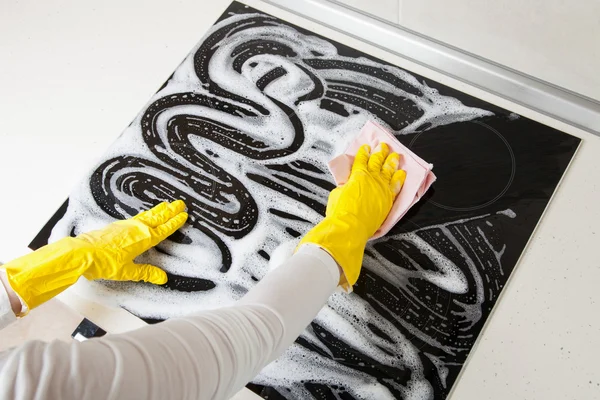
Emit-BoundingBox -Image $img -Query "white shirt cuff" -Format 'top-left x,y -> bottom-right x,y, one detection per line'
296,243 -> 342,287
0,269 -> 18,329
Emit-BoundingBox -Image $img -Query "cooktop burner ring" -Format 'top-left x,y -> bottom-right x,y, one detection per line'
409,120 -> 516,212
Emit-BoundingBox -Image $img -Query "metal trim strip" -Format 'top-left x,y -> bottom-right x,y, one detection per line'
263,0 -> 600,136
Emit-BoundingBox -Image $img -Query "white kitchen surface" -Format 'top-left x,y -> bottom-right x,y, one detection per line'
0,298 -> 83,352
1,1 -> 599,399
334,0 -> 399,23
336,0 -> 600,102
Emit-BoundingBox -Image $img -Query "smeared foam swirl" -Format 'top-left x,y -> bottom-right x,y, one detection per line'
48,7 -> 510,400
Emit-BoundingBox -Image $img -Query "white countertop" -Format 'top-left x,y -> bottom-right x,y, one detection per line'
1,1 -> 599,399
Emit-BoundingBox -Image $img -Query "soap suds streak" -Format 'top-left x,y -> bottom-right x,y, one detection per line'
49,6 -> 510,400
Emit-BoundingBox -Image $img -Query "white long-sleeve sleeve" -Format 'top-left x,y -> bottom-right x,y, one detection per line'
0,270 -> 17,330
0,244 -> 340,400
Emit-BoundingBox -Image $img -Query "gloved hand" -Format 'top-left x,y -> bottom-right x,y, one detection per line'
2,200 -> 188,315
298,143 -> 406,291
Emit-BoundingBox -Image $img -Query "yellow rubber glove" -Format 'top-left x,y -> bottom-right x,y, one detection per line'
2,200 -> 188,315
298,143 -> 406,291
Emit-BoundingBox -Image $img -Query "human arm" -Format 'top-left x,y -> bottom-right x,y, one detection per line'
0,144 -> 405,399
0,244 -> 338,400
0,200 -> 187,324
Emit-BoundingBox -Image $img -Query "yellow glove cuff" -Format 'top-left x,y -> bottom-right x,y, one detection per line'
4,237 -> 91,312
298,214 -> 370,292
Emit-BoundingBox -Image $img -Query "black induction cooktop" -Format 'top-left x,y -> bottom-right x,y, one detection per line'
30,2 -> 580,399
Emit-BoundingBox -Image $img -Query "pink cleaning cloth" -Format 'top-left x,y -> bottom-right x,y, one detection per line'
328,120 -> 436,239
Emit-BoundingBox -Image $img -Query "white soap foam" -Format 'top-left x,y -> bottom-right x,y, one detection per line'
497,208 -> 516,218
48,12 -> 508,399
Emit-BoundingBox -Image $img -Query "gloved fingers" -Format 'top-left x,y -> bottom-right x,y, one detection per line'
134,201 -> 169,226
135,200 -> 186,228
120,262 -> 168,285
367,143 -> 390,173
351,144 -> 371,173
161,200 -> 187,225
381,152 -> 401,182
390,169 -> 407,196
152,211 -> 189,242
